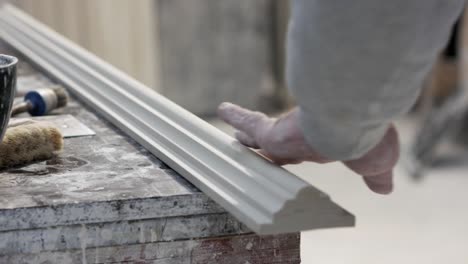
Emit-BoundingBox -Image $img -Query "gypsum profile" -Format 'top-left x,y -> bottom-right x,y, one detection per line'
0,4 -> 354,234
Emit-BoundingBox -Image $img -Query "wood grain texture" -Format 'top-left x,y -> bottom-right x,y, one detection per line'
0,213 -> 249,255
191,233 -> 300,264
1,233 -> 300,264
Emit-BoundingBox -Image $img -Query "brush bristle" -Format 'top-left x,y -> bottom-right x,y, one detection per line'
52,86 -> 68,108
0,122 -> 64,168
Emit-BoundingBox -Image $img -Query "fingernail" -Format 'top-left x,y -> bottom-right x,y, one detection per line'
364,178 -> 393,195
364,171 -> 394,195
372,184 -> 393,195
217,102 -> 231,116
218,102 -> 233,111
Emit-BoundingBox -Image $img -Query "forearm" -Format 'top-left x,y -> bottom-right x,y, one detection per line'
287,0 -> 464,160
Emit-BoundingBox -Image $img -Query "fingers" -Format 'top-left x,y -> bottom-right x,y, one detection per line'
362,170 -> 394,195
343,125 -> 398,195
344,125 -> 400,176
235,131 -> 259,148
217,102 -> 270,138
218,103 -> 397,194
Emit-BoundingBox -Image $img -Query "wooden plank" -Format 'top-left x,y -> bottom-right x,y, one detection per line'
0,58 -> 224,232
0,214 -> 249,255
191,233 -> 300,264
0,233 -> 300,264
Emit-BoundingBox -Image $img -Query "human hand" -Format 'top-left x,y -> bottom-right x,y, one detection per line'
217,102 -> 399,194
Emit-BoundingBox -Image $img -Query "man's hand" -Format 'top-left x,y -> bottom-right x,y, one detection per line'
217,102 -> 399,195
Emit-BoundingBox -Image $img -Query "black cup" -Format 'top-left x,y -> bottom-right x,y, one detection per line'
0,54 -> 17,141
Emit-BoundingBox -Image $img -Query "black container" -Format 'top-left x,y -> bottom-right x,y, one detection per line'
0,54 -> 17,141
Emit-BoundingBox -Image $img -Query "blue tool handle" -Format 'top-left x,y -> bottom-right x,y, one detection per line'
24,91 -> 47,116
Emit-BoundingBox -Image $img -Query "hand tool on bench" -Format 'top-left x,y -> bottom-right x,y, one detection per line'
11,85 -> 68,116
0,54 -> 63,169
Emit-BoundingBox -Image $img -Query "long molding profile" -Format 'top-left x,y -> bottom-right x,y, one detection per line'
0,4 -> 354,234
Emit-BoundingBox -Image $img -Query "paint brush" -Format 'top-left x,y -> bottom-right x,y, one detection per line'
11,86 -> 68,116
0,120 -> 63,168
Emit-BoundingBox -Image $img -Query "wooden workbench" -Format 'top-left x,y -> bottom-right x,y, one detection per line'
0,50 -> 302,263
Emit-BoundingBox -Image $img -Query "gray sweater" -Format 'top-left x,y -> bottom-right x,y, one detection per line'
287,0 -> 465,160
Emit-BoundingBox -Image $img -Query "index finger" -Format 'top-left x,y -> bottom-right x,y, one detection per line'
217,102 -> 270,137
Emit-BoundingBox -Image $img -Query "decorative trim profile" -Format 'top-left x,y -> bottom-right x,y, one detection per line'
0,4 -> 354,234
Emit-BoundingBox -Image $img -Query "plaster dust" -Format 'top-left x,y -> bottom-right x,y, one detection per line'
0,49 -> 301,264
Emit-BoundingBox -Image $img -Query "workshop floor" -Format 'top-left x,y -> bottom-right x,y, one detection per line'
210,118 -> 468,264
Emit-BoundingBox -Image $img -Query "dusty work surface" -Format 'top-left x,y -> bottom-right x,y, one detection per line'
0,97 -> 230,229
0,48 -> 300,263
0,60 -> 230,221
0,56 -> 252,249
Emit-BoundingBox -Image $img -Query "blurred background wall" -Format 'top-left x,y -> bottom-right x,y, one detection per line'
14,0 -> 291,116
15,0 -> 160,93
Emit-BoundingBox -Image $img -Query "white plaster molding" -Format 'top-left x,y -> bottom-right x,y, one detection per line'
0,4 -> 354,234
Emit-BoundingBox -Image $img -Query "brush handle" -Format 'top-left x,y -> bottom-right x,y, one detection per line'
11,101 -> 32,116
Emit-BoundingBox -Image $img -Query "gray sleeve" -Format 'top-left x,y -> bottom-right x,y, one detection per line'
287,0 -> 465,160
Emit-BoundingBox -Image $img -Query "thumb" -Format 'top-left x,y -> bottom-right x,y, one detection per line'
344,125 -> 400,176
362,170 -> 394,195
